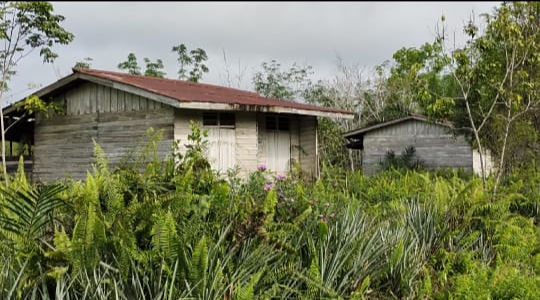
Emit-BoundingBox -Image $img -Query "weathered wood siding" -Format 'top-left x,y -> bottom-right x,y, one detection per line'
298,116 -> 318,176
256,114 -> 267,168
290,116 -> 300,167
472,149 -> 495,176
363,120 -> 472,175
34,82 -> 174,182
235,113 -> 257,177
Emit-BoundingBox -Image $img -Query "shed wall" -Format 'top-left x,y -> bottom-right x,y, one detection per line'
362,120 -> 472,175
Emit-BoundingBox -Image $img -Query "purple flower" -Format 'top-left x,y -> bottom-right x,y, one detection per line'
264,183 -> 273,191
276,174 -> 285,181
258,164 -> 267,172
329,213 -> 335,219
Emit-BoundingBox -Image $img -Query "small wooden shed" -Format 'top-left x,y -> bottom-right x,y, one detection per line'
343,114 -> 493,175
4,68 -> 354,182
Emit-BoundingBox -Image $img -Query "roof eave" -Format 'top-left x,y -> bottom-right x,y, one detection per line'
175,102 -> 355,119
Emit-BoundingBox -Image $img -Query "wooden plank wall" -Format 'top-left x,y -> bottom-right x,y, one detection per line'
256,114 -> 266,169
34,82 -> 174,182
298,116 -> 318,176
289,115 -> 300,169
362,119 -> 472,175
235,112 -> 257,177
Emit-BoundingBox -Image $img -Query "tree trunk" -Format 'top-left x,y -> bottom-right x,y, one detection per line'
464,99 -> 487,192
0,82 -> 7,185
493,108 -> 512,196
348,148 -> 355,172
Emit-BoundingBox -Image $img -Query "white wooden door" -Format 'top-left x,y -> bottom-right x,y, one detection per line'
266,131 -> 290,173
219,128 -> 236,171
206,127 -> 236,173
206,128 -> 221,169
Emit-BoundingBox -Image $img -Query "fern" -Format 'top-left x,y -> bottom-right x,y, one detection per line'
71,174 -> 106,269
190,235 -> 209,297
305,256 -> 322,298
151,211 -> 179,263
262,189 -> 278,225
233,271 -> 262,300
72,202 -> 106,269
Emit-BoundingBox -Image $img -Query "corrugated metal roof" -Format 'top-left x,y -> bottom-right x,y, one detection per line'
72,68 -> 354,117
343,114 -> 453,139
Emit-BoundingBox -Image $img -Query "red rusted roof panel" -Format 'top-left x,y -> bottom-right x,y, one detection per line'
74,68 -> 353,115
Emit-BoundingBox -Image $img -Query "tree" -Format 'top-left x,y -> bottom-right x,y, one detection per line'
303,69 -> 360,169
73,57 -> 93,69
143,57 -> 166,78
117,53 -> 141,75
172,43 -> 209,82
0,2 -> 74,183
219,49 -> 247,89
252,60 -> 313,100
423,3 -> 540,193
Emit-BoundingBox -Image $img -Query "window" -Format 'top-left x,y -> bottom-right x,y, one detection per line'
265,115 -> 289,131
203,112 -> 235,128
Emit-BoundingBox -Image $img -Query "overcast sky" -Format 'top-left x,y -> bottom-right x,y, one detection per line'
6,1 -> 499,104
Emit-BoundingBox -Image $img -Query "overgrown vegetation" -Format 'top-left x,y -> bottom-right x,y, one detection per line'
0,126 -> 538,299
2,1 -> 540,298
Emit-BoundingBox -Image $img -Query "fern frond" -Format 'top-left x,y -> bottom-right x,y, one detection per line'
151,211 -> 179,262
190,235 -> 208,297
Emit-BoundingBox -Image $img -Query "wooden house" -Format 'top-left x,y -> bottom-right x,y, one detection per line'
4,68 -> 354,181
343,114 -> 494,175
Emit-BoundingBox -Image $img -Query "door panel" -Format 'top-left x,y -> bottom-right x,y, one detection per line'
277,131 -> 290,172
206,128 -> 221,168
205,127 -> 236,173
219,128 -> 236,171
265,130 -> 290,173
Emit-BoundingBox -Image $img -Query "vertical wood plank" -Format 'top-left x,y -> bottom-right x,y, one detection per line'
110,89 -> 118,112
140,97 -> 148,111
118,90 -> 125,112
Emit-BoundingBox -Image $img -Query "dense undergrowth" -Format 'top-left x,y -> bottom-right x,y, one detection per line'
0,128 -> 538,299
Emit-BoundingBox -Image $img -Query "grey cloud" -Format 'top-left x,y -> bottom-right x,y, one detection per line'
7,2 -> 498,103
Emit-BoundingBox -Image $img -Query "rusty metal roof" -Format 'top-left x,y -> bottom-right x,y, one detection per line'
71,68 -> 354,118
